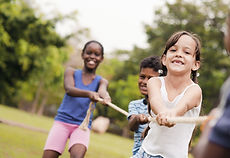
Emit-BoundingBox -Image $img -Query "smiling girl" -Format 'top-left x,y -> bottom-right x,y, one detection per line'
42,40 -> 111,158
133,31 -> 202,158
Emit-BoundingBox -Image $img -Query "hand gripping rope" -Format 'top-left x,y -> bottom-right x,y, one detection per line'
79,98 -> 213,130
79,98 -> 129,130
147,116 -> 209,124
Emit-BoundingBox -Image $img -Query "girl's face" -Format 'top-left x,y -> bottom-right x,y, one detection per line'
138,68 -> 159,95
162,35 -> 200,75
82,42 -> 103,70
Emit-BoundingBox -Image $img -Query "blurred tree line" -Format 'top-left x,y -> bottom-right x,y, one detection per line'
98,0 -> 230,135
1,0 -> 230,136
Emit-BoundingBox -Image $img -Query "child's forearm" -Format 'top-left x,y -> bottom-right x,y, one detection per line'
129,114 -> 148,131
171,105 -> 189,116
149,97 -> 168,115
65,87 -> 91,98
128,115 -> 140,131
98,90 -> 111,99
173,99 -> 199,116
98,78 -> 111,100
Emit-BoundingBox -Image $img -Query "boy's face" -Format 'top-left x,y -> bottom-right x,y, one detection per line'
138,68 -> 159,96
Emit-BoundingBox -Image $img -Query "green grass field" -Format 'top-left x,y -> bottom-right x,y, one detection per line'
0,104 -> 133,158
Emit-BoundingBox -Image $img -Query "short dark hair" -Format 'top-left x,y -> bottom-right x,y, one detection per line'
140,55 -> 162,72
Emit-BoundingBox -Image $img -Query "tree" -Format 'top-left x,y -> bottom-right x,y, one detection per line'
102,0 -> 230,135
145,0 -> 230,114
0,0 -> 87,112
111,0 -> 230,116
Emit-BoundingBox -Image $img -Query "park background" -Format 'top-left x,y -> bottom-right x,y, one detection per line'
0,0 -> 230,157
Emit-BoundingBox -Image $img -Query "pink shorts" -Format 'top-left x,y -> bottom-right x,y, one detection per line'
44,121 -> 90,154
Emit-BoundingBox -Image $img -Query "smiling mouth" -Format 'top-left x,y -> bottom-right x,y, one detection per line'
140,86 -> 147,91
88,60 -> 96,65
172,60 -> 184,65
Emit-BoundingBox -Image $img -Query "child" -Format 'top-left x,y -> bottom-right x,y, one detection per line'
134,31 -> 202,158
42,40 -> 111,158
192,13 -> 230,158
128,56 -> 162,156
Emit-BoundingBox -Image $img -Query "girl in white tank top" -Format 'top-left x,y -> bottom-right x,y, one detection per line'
133,31 -> 202,158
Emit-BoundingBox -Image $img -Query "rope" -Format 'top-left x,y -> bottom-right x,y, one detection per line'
79,101 -> 94,130
80,98 -> 212,131
97,98 -> 129,116
147,116 -> 210,125
97,98 -> 212,125
79,98 -> 129,130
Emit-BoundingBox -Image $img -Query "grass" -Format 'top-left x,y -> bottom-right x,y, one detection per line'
0,104 -> 133,158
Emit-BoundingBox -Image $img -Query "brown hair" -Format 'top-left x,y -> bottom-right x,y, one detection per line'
161,31 -> 201,83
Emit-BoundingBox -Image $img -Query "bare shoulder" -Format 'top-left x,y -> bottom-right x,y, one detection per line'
100,77 -> 109,85
185,84 -> 202,106
64,67 -> 75,75
189,84 -> 202,94
65,67 -> 75,73
64,67 -> 76,80
147,77 -> 161,86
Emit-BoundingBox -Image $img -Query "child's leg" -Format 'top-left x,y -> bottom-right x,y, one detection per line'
68,127 -> 90,158
69,144 -> 87,158
42,150 -> 60,158
43,121 -> 71,157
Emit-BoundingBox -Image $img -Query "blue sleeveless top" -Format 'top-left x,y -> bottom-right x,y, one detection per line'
55,69 -> 102,128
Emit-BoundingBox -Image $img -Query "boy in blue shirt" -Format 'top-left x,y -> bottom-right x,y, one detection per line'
128,56 -> 162,156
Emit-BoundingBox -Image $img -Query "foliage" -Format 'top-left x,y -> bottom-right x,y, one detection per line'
111,47 -> 150,80
95,58 -> 125,117
109,75 -> 141,122
146,0 -> 230,114
111,0 -> 230,116
0,0 -> 88,114
0,0 -> 66,106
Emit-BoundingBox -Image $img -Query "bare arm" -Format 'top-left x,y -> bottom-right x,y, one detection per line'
64,67 -> 99,102
97,78 -> 111,104
172,85 -> 202,116
159,85 -> 202,127
148,77 -> 202,127
147,77 -> 167,115
128,114 -> 149,131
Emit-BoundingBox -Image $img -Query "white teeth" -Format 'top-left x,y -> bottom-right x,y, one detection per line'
140,86 -> 147,90
173,60 -> 183,64
88,60 -> 95,64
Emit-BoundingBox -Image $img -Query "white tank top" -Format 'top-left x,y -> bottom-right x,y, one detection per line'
142,77 -> 201,158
